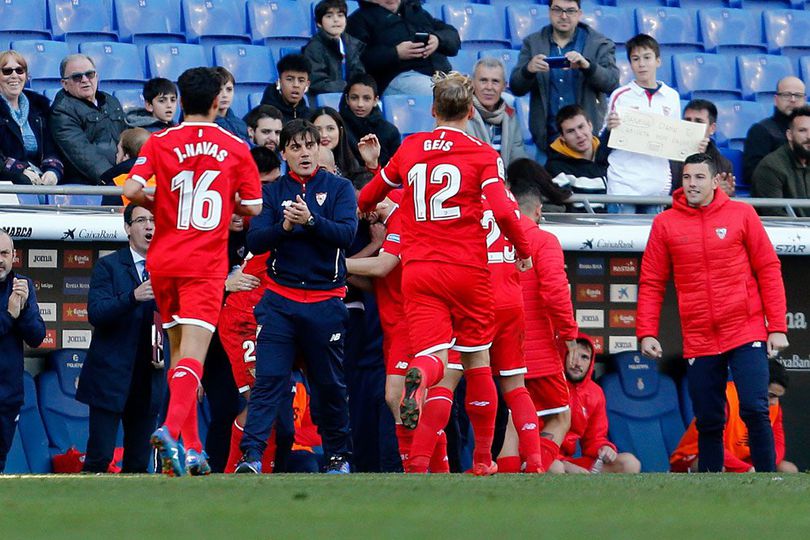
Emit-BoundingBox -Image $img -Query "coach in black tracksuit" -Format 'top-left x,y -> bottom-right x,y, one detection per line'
239,120 -> 357,473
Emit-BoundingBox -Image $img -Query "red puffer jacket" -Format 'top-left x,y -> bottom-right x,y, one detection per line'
520,215 -> 578,378
637,188 -> 787,358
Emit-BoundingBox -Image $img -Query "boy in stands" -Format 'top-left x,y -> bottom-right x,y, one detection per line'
123,67 -> 262,476
357,71 -> 532,475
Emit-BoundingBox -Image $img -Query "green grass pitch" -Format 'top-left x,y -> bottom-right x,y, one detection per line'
1,474 -> 808,539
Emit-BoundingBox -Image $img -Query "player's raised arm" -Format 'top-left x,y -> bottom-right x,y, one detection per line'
357,137 -> 403,213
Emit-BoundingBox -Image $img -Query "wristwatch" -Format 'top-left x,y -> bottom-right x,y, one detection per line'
305,215 -> 316,227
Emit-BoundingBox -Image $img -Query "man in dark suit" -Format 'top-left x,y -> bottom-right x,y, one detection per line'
77,203 -> 165,473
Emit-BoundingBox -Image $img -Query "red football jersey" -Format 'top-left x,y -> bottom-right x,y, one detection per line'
357,126 -> 530,269
374,205 -> 404,331
128,122 -> 263,278
224,251 -> 272,313
481,196 -> 523,310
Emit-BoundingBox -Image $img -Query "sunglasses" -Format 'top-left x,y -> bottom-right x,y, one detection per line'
1,67 -> 25,76
62,70 -> 97,83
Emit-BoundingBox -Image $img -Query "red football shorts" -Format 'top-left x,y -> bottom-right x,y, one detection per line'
401,261 -> 494,356
383,320 -> 411,377
525,371 -> 571,417
489,306 -> 527,377
151,275 -> 225,333
218,304 -> 257,393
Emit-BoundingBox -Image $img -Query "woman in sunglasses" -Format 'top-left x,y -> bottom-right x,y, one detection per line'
0,50 -> 63,186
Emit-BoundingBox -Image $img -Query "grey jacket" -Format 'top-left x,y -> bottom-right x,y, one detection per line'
50,89 -> 127,184
465,101 -> 528,166
509,23 -> 619,150
752,143 -> 810,218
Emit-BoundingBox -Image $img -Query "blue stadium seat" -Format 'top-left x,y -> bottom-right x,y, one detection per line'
580,6 -> 636,51
248,91 -> 264,110
50,191 -> 104,206
381,95 -> 434,138
450,49 -> 480,77
213,44 -> 277,96
230,90 -> 250,119
114,88 -> 145,113
514,94 -> 532,144
248,0 -> 311,49
672,53 -> 741,101
719,147 -> 749,196
737,54 -> 795,104
614,0 -> 667,6
419,2 -> 442,21
0,0 -> 51,50
478,49 -> 520,82
698,8 -> 767,56
315,92 -> 343,110
182,0 -> 251,62
114,0 -> 186,65
47,0 -> 118,52
599,351 -> 685,472
763,10 -> 810,72
616,56 -> 633,85
37,349 -> 90,457
4,372 -> 52,474
801,56 -> 810,81
636,7 -> 703,54
506,4 -> 550,49
79,42 -> 145,93
146,43 -> 208,81
10,40 -> 70,93
443,3 -> 510,52
42,87 -> 62,102
714,100 -> 769,150
740,0 -> 795,11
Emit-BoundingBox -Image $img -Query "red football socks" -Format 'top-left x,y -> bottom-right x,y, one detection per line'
225,419 -> 244,473
429,429 -> 450,473
407,386 -> 454,473
261,427 -> 277,474
164,357 -> 204,442
503,386 -> 542,464
182,401 -> 202,453
464,366 -> 498,467
497,455 -> 522,473
395,424 -> 414,469
408,354 -> 445,389
539,436 -> 561,472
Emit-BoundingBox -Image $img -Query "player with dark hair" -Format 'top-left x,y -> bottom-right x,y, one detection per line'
123,66 -> 263,476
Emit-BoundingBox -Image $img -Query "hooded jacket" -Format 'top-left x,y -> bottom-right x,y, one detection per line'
559,333 -> 616,459
545,135 -> 608,211
339,98 -> 401,166
260,85 -> 311,125
637,188 -> 787,358
520,215 -> 578,378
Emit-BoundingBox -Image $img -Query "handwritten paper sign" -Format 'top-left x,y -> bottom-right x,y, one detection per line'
608,108 -> 706,162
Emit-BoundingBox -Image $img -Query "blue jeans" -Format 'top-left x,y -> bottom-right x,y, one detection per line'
686,342 -> 775,472
607,203 -> 663,215
383,71 -> 434,96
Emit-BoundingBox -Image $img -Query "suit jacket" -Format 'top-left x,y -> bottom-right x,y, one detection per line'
76,247 -> 163,413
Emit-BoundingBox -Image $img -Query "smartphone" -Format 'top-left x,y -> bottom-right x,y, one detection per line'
413,32 -> 430,45
545,56 -> 571,69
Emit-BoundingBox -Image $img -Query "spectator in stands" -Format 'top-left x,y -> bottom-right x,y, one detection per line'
506,158 -> 571,213
339,74 -> 401,166
751,106 -> 810,217
214,67 -> 249,142
602,34 -> 680,214
671,99 -> 734,196
465,57 -> 527,165
671,359 -> 798,474
743,76 -> 806,185
260,54 -> 312,124
100,127 -> 151,206
509,0 -> 619,155
0,230 -> 45,473
347,0 -> 461,96
124,77 -> 177,133
0,50 -> 63,185
49,54 -> 127,184
550,335 -> 641,474
637,152 -> 789,473
303,0 -> 366,97
310,107 -> 362,176
545,104 -> 607,212
245,105 -> 283,153
77,203 -> 164,473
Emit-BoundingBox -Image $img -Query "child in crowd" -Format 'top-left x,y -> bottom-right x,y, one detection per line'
125,77 -> 177,132
339,73 -> 400,166
214,66 -> 250,142
303,0 -> 365,96
260,54 -> 312,124
601,34 -> 680,214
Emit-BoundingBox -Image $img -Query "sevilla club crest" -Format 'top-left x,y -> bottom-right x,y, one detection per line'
316,192 -> 327,206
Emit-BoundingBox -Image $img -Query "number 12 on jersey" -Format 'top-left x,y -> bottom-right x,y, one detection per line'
407,163 -> 462,222
171,170 -> 223,231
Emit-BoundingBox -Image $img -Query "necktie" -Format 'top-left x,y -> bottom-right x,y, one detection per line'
141,262 -> 149,282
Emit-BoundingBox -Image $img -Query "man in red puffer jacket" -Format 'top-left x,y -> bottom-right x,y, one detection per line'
637,152 -> 789,473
